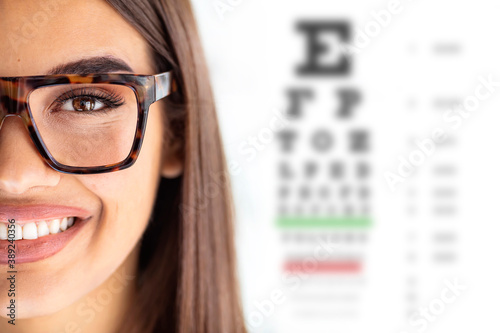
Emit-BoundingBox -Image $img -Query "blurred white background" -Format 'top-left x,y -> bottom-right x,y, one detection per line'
191,1 -> 500,332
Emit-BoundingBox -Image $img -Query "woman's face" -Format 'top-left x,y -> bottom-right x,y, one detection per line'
0,0 -> 179,318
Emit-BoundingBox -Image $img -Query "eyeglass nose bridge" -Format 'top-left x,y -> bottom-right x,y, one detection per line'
0,114 -> 28,131
0,78 -> 30,123
0,80 -> 34,139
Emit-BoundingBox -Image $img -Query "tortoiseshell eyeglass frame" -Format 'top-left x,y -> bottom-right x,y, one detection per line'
0,71 -> 176,174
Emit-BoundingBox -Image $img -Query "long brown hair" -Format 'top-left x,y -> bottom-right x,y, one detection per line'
104,1 -> 246,332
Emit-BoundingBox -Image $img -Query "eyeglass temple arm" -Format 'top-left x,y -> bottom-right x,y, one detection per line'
154,71 -> 177,102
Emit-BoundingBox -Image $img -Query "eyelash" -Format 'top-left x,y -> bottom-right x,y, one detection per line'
52,87 -> 126,113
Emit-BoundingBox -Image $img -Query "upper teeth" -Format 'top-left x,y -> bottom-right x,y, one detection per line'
0,217 -> 76,240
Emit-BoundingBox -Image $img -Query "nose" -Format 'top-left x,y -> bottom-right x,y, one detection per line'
0,115 -> 60,194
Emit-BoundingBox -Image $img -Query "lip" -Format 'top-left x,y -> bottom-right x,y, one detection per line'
0,204 -> 91,224
0,205 -> 92,264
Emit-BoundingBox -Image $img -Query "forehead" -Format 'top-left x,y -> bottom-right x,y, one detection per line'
0,0 -> 153,77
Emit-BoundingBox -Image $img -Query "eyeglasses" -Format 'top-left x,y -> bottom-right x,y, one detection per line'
0,71 -> 176,174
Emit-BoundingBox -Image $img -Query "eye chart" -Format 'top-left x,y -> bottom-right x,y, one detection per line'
193,0 -> 500,332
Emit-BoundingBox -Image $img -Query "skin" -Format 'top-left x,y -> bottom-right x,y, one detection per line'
0,0 -> 182,332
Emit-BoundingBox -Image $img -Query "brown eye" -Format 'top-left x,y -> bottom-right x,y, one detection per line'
72,97 -> 96,112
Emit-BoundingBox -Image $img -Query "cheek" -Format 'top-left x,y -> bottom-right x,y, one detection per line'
80,104 -> 164,252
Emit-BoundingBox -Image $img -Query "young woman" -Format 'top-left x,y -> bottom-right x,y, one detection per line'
0,0 -> 246,332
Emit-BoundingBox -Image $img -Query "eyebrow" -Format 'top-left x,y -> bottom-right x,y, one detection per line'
47,56 -> 134,75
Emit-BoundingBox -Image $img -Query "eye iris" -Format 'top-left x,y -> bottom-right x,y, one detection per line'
73,97 -> 95,111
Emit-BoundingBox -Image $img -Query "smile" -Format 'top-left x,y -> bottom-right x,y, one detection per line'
0,205 -> 93,264
0,217 -> 76,240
